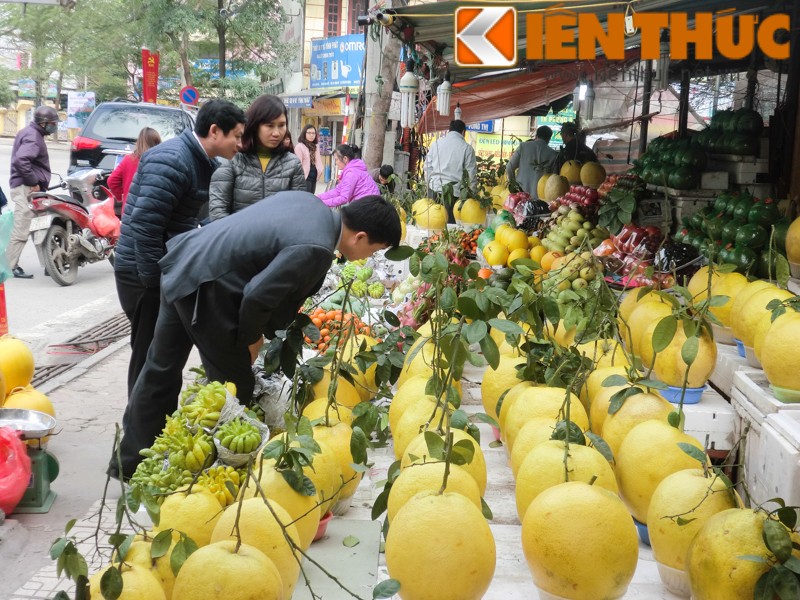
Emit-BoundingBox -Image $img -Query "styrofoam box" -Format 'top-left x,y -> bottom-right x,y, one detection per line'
707,157 -> 769,184
789,278 -> 800,295
733,371 -> 800,416
759,412 -> 800,506
730,388 -> 770,505
737,182 -> 773,199
405,224 -> 429,248
682,388 -> 738,451
671,196 -> 715,227
709,343 -> 756,398
700,171 -> 729,190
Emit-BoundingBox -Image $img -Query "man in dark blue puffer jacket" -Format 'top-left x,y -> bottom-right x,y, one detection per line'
114,99 -> 246,403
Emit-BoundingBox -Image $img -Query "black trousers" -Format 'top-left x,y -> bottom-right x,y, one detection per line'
305,164 -> 318,193
114,287 -> 255,477
115,269 -> 161,397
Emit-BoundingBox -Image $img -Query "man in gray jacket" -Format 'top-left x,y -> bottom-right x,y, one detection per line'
112,192 -> 401,478
6,106 -> 59,279
506,125 -> 558,199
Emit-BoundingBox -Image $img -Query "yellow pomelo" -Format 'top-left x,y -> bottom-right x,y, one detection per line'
504,387 -> 587,450
515,440 -> 617,520
624,300 -> 673,356
396,338 -> 436,389
310,371 -> 361,409
507,247 -> 529,266
171,541 -> 282,600
458,199 -> 487,225
211,498 -> 300,599
728,280 -> 774,335
241,459 -> 321,550
529,245 -> 546,263
509,418 -> 565,476
581,365 -> 627,413
393,396 -> 452,460
601,391 -> 673,457
616,419 -> 705,522
494,223 -> 513,246
416,312 -> 458,337
687,509 -> 799,600
505,229 -> 529,252
413,201 -> 448,230
575,338 -> 629,370
387,461 -> 481,523
401,428 -> 487,494
647,469 -> 739,571
580,161 -> 606,187
483,240 -> 510,267
153,486 -> 222,547
0,335 -> 34,394
552,322 -> 577,347
640,320 -> 717,388
302,398 -> 353,426
121,539 -> 176,599
618,288 -> 661,324
489,320 -> 531,357
90,564 -> 166,600
543,174 -> 569,202
386,491 -> 496,600
731,286 -> 793,347
312,422 -> 363,510
480,354 -> 526,421
708,272 -> 748,326
752,310 -> 782,363
537,173 -> 552,199
687,266 -> 721,305
560,160 -> 583,184
786,216 -> 800,262
589,383 -> 636,435
497,381 -> 537,431
3,386 -> 55,416
522,481 -> 638,600
389,375 -> 461,433
333,333 -> 379,400
760,312 -> 800,390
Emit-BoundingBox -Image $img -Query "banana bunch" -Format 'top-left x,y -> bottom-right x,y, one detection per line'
180,381 -> 228,428
215,418 -> 262,454
197,466 -> 242,506
168,430 -> 214,472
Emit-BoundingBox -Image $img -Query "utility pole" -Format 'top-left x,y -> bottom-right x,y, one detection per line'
362,3 -> 402,170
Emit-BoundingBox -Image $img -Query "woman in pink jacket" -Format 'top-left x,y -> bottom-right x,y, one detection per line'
318,144 -> 379,207
294,125 -> 323,193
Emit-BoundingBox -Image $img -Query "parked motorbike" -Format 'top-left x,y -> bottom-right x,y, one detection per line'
27,168 -> 120,286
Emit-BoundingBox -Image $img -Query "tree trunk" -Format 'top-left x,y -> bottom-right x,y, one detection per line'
217,0 -> 226,79
362,22 -> 402,170
55,40 -> 67,110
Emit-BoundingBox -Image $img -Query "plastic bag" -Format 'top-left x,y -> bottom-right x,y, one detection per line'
0,211 -> 14,283
0,427 -> 32,515
90,198 -> 121,240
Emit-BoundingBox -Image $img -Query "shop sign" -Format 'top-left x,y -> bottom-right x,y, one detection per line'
310,34 -> 365,89
303,98 -> 344,116
466,121 -> 495,133
472,132 -> 522,160
318,127 -> 333,156
536,107 -> 577,148
284,95 -> 314,109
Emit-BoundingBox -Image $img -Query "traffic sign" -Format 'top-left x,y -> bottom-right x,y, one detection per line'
180,86 -> 199,105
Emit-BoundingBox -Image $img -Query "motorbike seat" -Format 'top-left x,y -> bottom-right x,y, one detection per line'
31,192 -> 90,213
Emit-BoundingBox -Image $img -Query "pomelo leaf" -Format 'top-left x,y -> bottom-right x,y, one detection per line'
373,579 -> 401,598
652,316 -> 678,354
678,442 -> 706,466
763,519 -> 793,563
100,565 -> 123,600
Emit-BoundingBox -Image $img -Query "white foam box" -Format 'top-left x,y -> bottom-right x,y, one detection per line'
736,182 -> 773,199
733,371 -> 800,416
707,157 -> 769,184
759,411 -> 800,506
671,196 -> 715,227
682,388 -> 738,452
709,343 -> 758,399
700,171 -> 729,189
789,278 -> 800,295
404,224 -> 429,248
730,387 -> 770,505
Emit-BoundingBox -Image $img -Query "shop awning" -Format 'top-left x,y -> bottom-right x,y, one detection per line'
280,88 -> 348,109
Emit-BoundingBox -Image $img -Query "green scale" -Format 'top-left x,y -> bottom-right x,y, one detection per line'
0,408 -> 59,513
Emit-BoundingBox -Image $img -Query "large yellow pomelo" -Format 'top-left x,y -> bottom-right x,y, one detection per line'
386,491 -> 496,600
302,398 -> 353,426
640,320 -> 717,388
647,469 -> 739,572
387,461 -> 481,523
543,174 -> 569,202
396,338 -> 436,389
623,300 -> 673,356
560,160 -> 583,184
311,371 -> 361,409
575,338 -> 629,370
580,365 -> 627,413
120,538 -> 176,599
480,354 -> 526,421
537,173 -> 552,199
728,280 -> 774,334
413,200 -> 448,230
600,391 -> 673,457
393,395 -> 451,460
708,272 -> 748,326
515,440 -> 617,520
616,420 -> 705,522
618,288 -> 661,324
153,486 -> 222,547
589,383 -> 638,435
0,336 -> 34,395
580,161 -> 606,187
483,240 -> 510,267
241,459 -> 321,550
522,481 -> 638,600
312,422 -> 363,510
171,541 -> 282,600
687,509 -> 798,600
687,266 -> 721,305
389,375 -> 460,433
504,387 -> 587,450
732,286 -> 793,347
90,563 -> 166,600
508,417 -> 562,476
760,312 -> 800,390
458,199 -> 487,225
785,216 -> 800,262
497,381 -> 537,432
401,428 -> 487,494
210,498 -> 301,599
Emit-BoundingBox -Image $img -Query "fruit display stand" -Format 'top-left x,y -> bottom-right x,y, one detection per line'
708,342 -> 756,398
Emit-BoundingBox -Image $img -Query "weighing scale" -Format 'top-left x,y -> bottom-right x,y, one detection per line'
0,408 -> 59,513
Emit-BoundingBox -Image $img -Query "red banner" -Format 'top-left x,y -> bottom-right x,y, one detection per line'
141,48 -> 160,104
0,284 -> 8,336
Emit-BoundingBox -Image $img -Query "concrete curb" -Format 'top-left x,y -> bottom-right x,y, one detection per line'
37,336 -> 129,396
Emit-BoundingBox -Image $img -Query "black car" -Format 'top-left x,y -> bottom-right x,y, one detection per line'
69,101 -> 195,172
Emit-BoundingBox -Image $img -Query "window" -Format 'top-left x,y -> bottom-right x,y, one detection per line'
348,0 -> 365,34
325,0 -> 340,38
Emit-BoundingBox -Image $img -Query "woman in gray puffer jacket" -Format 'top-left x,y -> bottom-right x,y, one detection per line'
209,95 -> 306,220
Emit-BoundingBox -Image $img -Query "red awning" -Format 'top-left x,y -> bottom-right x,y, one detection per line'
418,49 -> 641,133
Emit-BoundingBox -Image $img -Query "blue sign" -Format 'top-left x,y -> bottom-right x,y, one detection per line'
466,121 -> 495,133
284,95 -> 314,109
310,34 -> 365,89
180,86 -> 199,105
192,59 -> 246,80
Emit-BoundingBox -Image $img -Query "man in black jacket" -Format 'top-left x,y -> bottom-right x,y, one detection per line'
112,192 -> 401,478
114,99 -> 246,398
